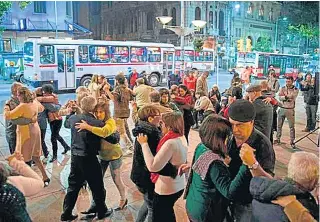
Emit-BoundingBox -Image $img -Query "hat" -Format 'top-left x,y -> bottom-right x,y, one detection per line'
246,84 -> 262,92
229,99 -> 256,122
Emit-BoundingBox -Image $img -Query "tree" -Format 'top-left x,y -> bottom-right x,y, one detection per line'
0,1 -> 30,21
288,24 -> 319,53
253,36 -> 273,52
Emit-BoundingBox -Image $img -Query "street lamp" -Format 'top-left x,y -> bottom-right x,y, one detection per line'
274,17 -> 287,51
156,12 -> 206,76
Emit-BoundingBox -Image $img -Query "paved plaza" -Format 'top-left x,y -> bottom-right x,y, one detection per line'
0,78 -> 318,221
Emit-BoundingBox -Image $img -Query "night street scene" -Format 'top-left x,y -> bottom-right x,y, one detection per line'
0,1 -> 319,222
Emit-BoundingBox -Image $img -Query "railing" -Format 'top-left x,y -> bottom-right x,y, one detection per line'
27,19 -> 55,30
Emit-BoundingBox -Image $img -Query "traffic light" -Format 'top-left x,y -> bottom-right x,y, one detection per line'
237,39 -> 244,52
246,38 -> 252,52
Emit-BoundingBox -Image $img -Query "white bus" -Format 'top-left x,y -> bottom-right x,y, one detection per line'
174,46 -> 214,73
23,39 -> 175,90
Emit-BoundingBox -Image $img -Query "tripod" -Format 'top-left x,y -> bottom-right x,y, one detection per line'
293,127 -> 319,147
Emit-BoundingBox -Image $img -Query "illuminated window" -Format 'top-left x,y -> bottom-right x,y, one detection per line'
110,46 -> 129,63
130,47 -> 147,63
89,45 -> 109,63
78,46 -> 88,63
147,47 -> 161,62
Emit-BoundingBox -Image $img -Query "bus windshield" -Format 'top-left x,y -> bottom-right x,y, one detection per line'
40,45 -> 55,64
24,42 -> 33,62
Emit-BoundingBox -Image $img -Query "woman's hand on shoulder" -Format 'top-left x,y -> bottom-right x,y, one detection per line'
137,133 -> 148,145
75,120 -> 91,132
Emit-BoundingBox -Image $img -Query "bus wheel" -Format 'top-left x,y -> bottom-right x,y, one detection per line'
80,76 -> 92,87
149,73 -> 159,87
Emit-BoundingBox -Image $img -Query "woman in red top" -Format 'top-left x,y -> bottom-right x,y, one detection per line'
171,85 -> 195,143
184,71 -> 197,91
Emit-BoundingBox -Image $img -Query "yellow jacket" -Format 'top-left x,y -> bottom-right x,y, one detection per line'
91,118 -> 122,161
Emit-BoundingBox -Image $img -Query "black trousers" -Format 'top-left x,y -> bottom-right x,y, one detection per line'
62,155 -> 108,216
49,120 -> 69,156
193,110 -> 204,126
185,124 -> 191,144
40,128 -> 49,157
152,189 -> 184,222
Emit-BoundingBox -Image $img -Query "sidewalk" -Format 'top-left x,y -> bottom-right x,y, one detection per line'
0,95 -> 318,221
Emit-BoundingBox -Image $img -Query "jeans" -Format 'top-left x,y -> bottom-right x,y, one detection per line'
193,110 -> 204,126
306,104 -> 317,130
152,190 -> 184,222
62,155 -> 108,216
136,187 -> 154,222
232,203 -> 253,222
49,120 -> 70,156
40,128 -> 49,157
6,134 -> 16,154
277,108 -> 295,144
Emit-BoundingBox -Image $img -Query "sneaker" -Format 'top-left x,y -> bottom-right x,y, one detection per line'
290,143 -> 299,151
301,128 -> 310,132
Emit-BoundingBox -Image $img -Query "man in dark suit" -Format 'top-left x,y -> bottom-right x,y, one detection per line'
60,96 -> 113,221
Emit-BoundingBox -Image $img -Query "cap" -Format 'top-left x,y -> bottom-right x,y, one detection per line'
246,84 -> 262,92
229,99 -> 256,122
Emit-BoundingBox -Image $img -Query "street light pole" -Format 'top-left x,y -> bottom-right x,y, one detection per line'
274,19 -> 278,50
55,1 -> 58,39
180,0 -> 185,76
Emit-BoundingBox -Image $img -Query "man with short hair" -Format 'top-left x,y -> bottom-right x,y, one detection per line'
61,96 -> 113,221
276,77 -> 299,149
246,84 -> 273,139
105,74 -> 134,154
133,78 -> 155,108
5,82 -> 33,154
132,91 -> 172,124
250,151 -> 319,221
227,99 -> 275,222
196,71 -> 209,96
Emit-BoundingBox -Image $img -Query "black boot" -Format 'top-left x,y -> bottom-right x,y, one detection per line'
60,213 -> 78,221
97,208 -> 113,220
61,146 -> 70,154
49,155 -> 57,163
81,205 -> 97,214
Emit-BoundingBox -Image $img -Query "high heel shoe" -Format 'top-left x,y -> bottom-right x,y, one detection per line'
115,199 -> 128,211
43,178 -> 51,187
61,147 -> 70,154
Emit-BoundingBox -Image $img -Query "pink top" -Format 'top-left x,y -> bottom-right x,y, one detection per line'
7,159 -> 44,197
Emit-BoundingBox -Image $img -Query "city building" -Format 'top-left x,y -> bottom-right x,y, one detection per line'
0,1 -> 91,53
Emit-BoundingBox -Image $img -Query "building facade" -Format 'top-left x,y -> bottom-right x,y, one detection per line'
0,1 -> 91,53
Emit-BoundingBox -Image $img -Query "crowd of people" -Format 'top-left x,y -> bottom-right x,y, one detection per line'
0,68 -> 318,222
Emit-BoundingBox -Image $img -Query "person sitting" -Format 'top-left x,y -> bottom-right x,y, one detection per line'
192,90 -> 214,129
0,152 -> 44,222
249,151 -> 319,222
158,88 -> 180,112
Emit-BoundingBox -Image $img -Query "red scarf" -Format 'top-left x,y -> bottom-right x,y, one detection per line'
150,131 -> 181,183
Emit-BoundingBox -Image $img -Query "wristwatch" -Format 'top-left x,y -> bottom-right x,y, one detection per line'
248,161 -> 259,170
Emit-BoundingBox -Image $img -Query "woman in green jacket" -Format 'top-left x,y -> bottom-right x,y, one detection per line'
184,115 -> 252,222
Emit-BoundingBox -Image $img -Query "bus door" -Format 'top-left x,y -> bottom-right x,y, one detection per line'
163,50 -> 174,78
57,49 -> 75,89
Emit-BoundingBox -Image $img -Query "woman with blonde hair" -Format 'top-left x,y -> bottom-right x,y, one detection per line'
3,87 -> 50,186
137,111 -> 187,222
88,74 -> 101,99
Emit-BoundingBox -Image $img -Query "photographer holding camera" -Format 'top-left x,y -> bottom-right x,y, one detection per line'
275,77 -> 299,149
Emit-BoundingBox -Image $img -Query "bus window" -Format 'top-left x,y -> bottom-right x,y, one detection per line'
130,47 -> 147,63
24,42 -> 33,62
175,50 -> 182,61
147,47 -> 161,62
110,46 -> 129,63
203,51 -> 213,61
79,45 -> 88,63
184,50 -> 194,62
40,45 -> 55,64
286,57 -> 293,68
89,45 -> 109,63
194,51 -> 203,61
